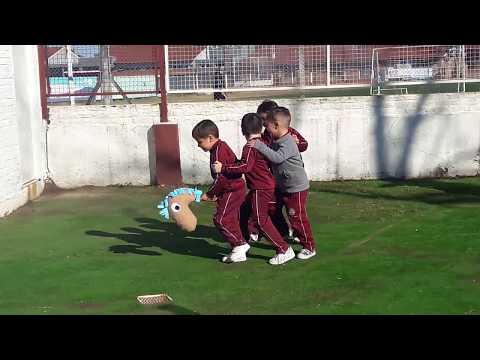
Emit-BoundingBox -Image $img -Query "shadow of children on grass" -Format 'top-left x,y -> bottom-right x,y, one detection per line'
136,217 -> 276,256
86,217 -> 270,262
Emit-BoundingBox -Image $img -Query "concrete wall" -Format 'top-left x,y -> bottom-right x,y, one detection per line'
48,105 -> 160,187
0,45 -> 45,217
47,92 -> 480,188
0,45 -> 24,216
12,46 -> 46,188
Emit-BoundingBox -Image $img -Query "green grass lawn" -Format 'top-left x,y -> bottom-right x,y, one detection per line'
1,178 -> 480,315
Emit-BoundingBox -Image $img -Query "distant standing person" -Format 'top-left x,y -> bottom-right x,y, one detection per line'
213,64 -> 226,101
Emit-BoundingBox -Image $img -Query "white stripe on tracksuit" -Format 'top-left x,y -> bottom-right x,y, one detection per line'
297,191 -> 312,250
218,192 -> 239,245
255,190 -> 284,253
207,143 -> 221,194
225,147 -> 252,170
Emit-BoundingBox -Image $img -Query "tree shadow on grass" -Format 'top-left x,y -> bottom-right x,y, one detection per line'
86,218 -> 270,262
368,82 -> 480,206
311,177 -> 480,206
381,178 -> 480,198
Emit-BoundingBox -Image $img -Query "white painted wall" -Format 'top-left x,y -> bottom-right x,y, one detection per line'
172,95 -> 480,182
47,92 -> 480,188
0,45 -> 24,216
47,105 -> 161,187
0,45 -> 46,217
12,46 -> 46,185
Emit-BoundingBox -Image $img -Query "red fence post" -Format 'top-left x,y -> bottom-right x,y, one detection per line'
158,45 -> 168,123
153,45 -> 182,186
37,45 -> 49,124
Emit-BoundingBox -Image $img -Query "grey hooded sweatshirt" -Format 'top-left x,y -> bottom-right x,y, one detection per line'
254,133 -> 309,193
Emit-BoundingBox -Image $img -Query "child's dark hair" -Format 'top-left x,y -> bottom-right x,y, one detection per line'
267,107 -> 291,125
241,113 -> 263,137
256,99 -> 278,114
192,119 -> 219,140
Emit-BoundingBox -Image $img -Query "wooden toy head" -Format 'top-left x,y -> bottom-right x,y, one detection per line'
167,193 -> 197,232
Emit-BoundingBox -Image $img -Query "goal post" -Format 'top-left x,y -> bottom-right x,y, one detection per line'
370,45 -> 467,95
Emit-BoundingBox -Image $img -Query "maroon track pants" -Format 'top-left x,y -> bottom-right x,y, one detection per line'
244,189 -> 290,237
250,189 -> 289,254
213,187 -> 247,248
279,189 -> 316,252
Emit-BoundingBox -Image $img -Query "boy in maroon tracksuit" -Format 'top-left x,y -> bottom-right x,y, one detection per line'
248,107 -> 316,260
192,119 -> 250,263
245,100 -> 309,244
213,113 -> 295,265
258,100 -> 308,152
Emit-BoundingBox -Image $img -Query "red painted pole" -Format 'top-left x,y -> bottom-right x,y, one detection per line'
37,45 -> 49,124
158,45 -> 168,123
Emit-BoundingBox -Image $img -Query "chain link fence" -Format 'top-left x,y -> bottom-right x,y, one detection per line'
45,45 -> 161,104
167,45 -> 480,94
370,45 -> 480,94
166,45 -> 398,92
43,45 -> 480,103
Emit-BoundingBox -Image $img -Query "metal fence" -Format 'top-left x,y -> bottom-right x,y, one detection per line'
166,45 -> 376,91
44,45 -> 161,104
167,45 -> 480,94
166,45 -> 382,92
43,45 -> 480,103
370,45 -> 480,94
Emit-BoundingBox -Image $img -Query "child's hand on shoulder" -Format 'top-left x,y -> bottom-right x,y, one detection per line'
291,134 -> 300,144
212,161 -> 223,174
247,139 -> 258,148
201,194 -> 217,202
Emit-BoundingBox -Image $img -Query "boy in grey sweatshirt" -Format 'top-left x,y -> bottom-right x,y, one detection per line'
247,107 -> 316,259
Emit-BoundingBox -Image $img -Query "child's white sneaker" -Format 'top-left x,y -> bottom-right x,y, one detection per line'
268,247 -> 295,265
222,252 -> 247,263
249,233 -> 259,243
296,248 -> 316,260
222,243 -> 250,263
234,243 -> 250,254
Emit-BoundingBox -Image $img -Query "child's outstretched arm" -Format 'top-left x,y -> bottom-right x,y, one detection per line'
201,193 -> 217,201
289,128 -> 308,152
249,138 -> 296,164
205,175 -> 225,199
206,142 -> 235,198
215,146 -> 255,175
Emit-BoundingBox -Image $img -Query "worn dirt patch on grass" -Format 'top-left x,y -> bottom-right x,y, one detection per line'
344,224 -> 397,252
69,302 -> 106,310
41,186 -> 114,200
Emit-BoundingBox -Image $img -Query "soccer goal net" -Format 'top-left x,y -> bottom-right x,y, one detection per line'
370,45 -> 467,95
